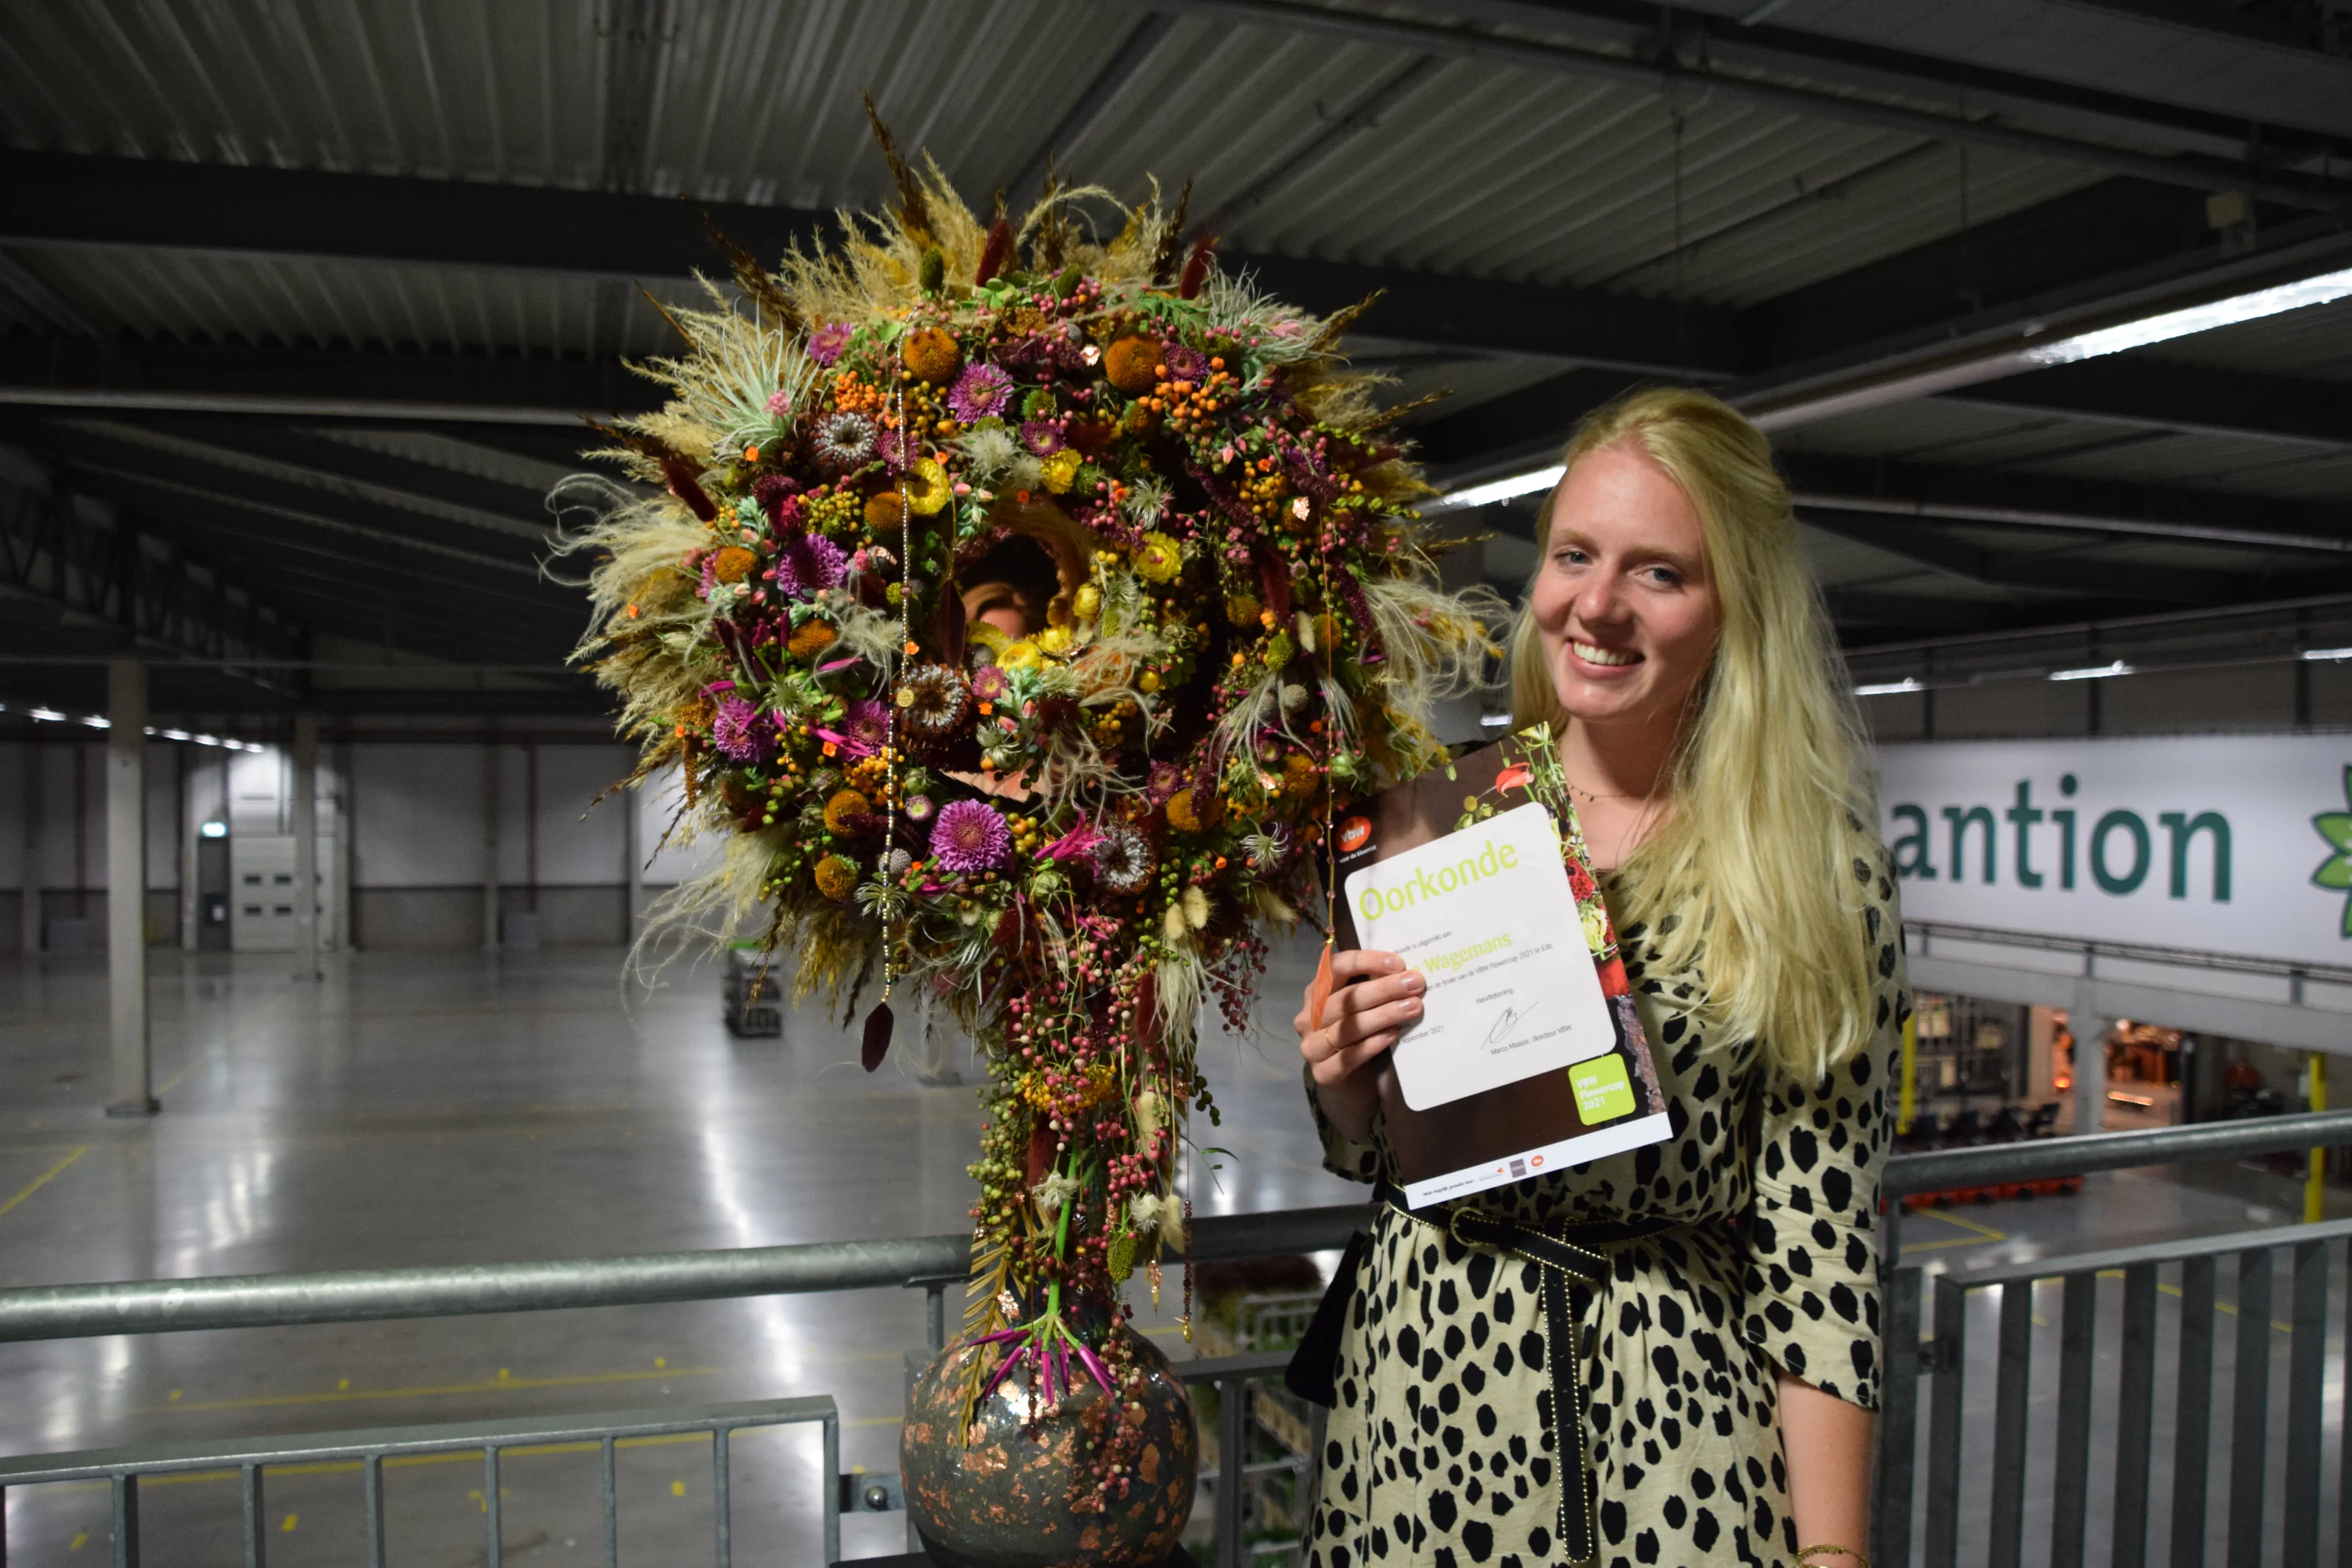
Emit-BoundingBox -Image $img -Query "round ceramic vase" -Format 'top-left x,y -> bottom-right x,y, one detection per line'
900,1320 -> 1199,1568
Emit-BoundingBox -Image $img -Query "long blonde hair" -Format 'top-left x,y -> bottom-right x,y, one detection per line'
1507,387 -> 1878,1080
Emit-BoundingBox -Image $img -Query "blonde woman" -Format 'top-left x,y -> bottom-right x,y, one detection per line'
1295,388 -> 1905,1568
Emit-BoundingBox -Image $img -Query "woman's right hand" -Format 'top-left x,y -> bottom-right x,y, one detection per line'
1295,949 -> 1424,1090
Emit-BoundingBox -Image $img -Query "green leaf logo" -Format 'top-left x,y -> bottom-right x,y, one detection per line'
2312,764 -> 2352,936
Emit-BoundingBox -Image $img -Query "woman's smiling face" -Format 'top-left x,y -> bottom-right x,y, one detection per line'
1528,437 -> 1722,731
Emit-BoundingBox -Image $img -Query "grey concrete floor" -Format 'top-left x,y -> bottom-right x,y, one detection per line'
0,937 -> 2339,1564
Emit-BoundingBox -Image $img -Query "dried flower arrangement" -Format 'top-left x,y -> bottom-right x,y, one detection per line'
567,117 -> 1501,1500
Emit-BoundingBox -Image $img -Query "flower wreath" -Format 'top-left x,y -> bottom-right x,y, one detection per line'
570,123 -> 1501,1493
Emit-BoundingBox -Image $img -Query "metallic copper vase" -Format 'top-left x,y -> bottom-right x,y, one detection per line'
900,1320 -> 1199,1568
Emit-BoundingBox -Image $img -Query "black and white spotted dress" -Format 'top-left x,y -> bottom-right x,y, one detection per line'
1303,854 -> 1909,1568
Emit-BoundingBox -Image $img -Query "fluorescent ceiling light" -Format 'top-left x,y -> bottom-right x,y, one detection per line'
2049,660 -> 2133,682
1853,678 -> 1923,696
198,820 -> 227,839
2021,266 -> 2352,366
2302,646 -> 2352,662
1430,464 -> 1564,511
79,715 -> 111,728
1479,712 -> 1513,727
193,733 -> 222,746
160,728 -> 191,741
28,706 -> 64,721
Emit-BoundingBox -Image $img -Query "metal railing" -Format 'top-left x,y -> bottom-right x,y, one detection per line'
4,1113 -> 2352,1565
1875,1109 -> 2352,1568
0,1396 -> 841,1568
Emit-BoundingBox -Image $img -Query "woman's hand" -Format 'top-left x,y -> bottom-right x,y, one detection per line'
1295,949 -> 1423,1143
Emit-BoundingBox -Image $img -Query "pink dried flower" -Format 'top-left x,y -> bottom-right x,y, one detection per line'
1021,419 -> 1065,456
809,323 -> 852,365
971,665 -> 1011,703
948,363 -> 1013,423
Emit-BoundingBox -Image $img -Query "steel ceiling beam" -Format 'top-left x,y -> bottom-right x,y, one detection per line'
1099,0 -> 2352,209
1798,510 -> 2285,604
0,152 -> 1736,372
1948,358 -> 2352,449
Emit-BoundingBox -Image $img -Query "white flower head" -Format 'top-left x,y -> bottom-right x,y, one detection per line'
1031,1171 -> 1080,1221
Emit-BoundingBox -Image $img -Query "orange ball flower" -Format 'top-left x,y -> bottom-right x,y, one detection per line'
1103,336 -> 1165,394
903,326 -> 962,385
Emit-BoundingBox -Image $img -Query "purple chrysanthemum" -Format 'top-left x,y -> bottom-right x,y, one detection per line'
930,799 -> 1011,873
809,322 -> 852,366
842,698 -> 889,752
948,363 -> 1013,423
774,534 -> 848,597
1020,419 -> 1065,456
710,697 -> 772,762
1162,343 -> 1208,382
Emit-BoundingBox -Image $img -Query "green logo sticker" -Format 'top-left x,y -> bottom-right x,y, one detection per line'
2312,764 -> 2352,937
1569,1055 -> 1635,1124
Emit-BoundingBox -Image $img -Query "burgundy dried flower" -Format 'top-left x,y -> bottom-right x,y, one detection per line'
930,799 -> 1012,873
774,534 -> 848,597
1162,344 -> 1208,382
1020,419 -> 1065,456
1145,760 -> 1183,805
842,698 -> 889,752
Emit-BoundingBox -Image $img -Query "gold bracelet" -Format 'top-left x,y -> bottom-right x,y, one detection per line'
1795,1547 -> 1868,1568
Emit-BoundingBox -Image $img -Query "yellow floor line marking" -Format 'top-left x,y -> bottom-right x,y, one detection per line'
143,1365 -> 723,1414
157,1046 -> 224,1096
1899,1208 -> 2008,1253
0,1145 -> 87,1221
69,1531 -> 88,1551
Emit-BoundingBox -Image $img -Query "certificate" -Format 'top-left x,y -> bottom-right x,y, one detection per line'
1345,804 -> 1614,1111
1330,725 -> 1671,1207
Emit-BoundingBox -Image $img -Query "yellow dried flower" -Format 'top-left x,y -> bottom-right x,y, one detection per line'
1072,584 -> 1102,620
903,326 -> 962,384
998,639 -> 1043,671
1136,533 -> 1182,584
712,546 -> 758,584
1040,450 -> 1081,494
787,620 -> 838,659
906,456 -> 952,515
814,855 -> 858,900
823,788 -> 870,834
1036,625 -> 1073,656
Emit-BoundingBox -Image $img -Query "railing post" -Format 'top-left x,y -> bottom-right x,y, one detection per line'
2049,1272 -> 2095,1568
2227,1246 -> 2273,1568
484,1446 -> 502,1567
110,1472 -> 139,1568
2111,1264 -> 2158,1568
365,1453 -> 386,1568
601,1438 -> 619,1568
2171,1254 -> 2217,1568
822,1406 -> 842,1567
241,1462 -> 265,1568
1923,1273 -> 1966,1568
1988,1278 -> 2034,1568
714,1425 -> 733,1568
1871,1265 -> 1922,1566
1216,1374 -> 1248,1568
2283,1238 -> 2327,1568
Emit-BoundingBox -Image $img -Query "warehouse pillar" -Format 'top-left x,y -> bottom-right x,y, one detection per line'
482,741 -> 502,953
19,741 -> 39,956
105,659 -> 156,1117
622,780 -> 644,940
2070,984 -> 2106,1136
292,712 -> 321,981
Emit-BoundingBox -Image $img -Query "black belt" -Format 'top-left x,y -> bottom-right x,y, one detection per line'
1287,1180 -> 1688,1566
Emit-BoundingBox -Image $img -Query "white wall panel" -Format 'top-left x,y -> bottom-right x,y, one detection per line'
351,745 -> 486,888
532,745 -> 633,887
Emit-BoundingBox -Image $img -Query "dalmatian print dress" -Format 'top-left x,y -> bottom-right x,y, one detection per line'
1303,856 -> 1909,1568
